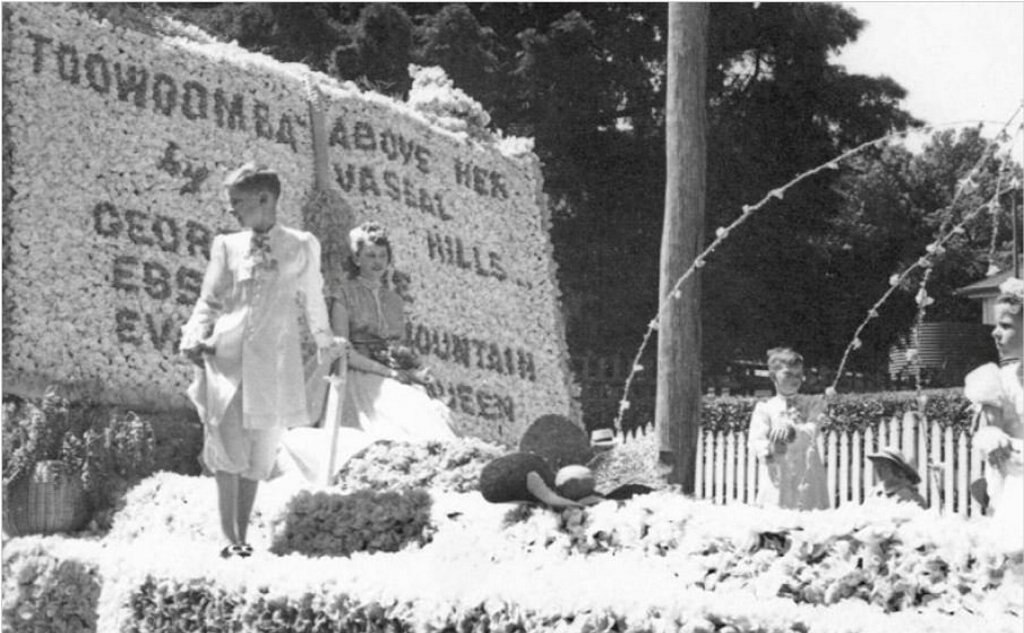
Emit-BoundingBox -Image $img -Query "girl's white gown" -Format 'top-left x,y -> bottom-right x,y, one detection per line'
275,279 -> 455,484
965,361 -> 1024,546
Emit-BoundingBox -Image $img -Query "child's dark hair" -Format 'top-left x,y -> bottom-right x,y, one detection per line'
766,347 -> 803,372
224,163 -> 282,199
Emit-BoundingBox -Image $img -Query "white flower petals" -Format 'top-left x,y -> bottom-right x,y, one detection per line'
24,471 -> 1020,632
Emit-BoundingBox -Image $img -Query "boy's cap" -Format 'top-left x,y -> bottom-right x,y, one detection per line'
867,447 -> 920,485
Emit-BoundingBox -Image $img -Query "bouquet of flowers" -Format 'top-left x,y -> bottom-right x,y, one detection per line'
367,339 -> 434,387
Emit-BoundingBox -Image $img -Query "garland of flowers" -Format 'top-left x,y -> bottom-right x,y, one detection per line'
903,124 -> 1022,413
830,108 -> 1024,399
613,116 -> 1022,433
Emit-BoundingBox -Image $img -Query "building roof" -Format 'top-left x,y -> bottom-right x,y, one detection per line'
955,266 -> 1019,298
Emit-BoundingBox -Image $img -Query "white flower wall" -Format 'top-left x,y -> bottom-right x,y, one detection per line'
2,4 -> 574,443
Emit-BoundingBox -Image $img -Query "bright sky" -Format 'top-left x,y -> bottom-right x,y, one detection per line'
834,2 -> 1024,157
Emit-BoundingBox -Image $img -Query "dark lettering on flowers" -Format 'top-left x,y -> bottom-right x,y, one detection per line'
253,101 -> 273,139
152,73 -> 177,116
84,53 -> 110,94
92,202 -> 122,237
24,32 -> 302,152
151,215 -> 180,253
125,209 -> 154,247
181,81 -> 208,121
329,116 -> 433,173
214,89 -> 245,131
175,268 -> 202,306
333,162 -> 451,221
112,255 -> 139,293
156,142 -> 211,195
426,231 -> 507,282
454,158 -> 510,199
114,63 -> 147,108
56,43 -> 79,84
406,321 -> 537,382
143,261 -> 172,300
146,314 -> 179,352
427,379 -> 516,422
115,308 -> 143,345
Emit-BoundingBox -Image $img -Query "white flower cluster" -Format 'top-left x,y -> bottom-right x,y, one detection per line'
2,3 -> 574,443
406,65 -> 492,140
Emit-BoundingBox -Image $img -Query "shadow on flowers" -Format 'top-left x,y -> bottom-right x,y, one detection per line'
269,488 -> 433,557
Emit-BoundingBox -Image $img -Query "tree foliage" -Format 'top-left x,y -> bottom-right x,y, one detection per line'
820,127 -> 1023,369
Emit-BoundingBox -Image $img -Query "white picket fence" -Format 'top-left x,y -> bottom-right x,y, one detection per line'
615,412 -> 985,517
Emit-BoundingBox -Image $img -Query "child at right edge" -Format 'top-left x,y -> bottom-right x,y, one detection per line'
964,279 -> 1023,543
747,347 -> 831,510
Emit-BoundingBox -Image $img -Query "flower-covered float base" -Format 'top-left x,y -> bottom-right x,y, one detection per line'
6,533 -> 1020,633
4,441 -> 1022,633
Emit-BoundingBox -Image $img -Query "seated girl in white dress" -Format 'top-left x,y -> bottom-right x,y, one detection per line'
964,279 -> 1023,543
277,222 -> 456,484
747,347 -> 831,510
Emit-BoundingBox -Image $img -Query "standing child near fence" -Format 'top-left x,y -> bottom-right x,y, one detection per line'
964,278 -> 1022,540
748,347 -> 830,510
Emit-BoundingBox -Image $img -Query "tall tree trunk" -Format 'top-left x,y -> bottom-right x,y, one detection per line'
657,3 -> 707,492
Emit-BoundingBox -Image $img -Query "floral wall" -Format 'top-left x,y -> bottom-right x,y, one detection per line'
2,4 -> 575,444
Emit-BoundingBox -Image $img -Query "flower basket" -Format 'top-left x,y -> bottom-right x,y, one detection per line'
2,460 -> 89,536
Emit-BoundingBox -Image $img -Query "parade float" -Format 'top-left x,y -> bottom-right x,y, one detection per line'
2,5 -> 1022,633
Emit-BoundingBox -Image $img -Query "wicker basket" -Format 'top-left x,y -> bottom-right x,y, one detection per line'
2,460 -> 89,536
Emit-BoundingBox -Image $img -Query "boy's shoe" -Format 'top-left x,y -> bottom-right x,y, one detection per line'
219,544 -> 252,559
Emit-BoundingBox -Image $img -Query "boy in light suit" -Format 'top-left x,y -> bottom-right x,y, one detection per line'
180,163 -> 345,558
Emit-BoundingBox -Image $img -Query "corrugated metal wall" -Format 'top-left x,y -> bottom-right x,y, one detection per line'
888,322 -> 997,386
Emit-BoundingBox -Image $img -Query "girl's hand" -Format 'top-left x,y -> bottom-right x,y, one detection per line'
408,367 -> 434,386
318,337 -> 348,362
768,420 -> 796,443
973,426 -> 1017,471
181,343 -> 214,367
388,369 -> 413,384
988,444 -> 1014,470
771,439 -> 789,456
974,426 -> 1011,456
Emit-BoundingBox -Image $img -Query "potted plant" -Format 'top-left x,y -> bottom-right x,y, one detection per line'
2,389 -> 156,536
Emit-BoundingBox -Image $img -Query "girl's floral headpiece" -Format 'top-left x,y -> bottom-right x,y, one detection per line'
348,221 -> 389,254
999,277 -> 1024,299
